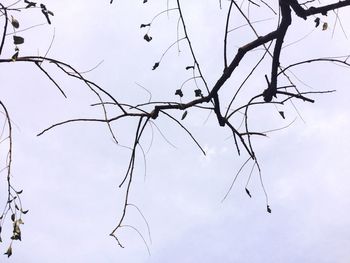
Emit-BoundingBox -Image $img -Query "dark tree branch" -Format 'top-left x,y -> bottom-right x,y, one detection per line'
264,1 -> 292,102
290,0 -> 350,19
224,0 -> 234,69
2,0 -> 350,255
0,3 -> 8,55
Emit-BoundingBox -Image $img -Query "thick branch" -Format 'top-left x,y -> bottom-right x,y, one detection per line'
290,0 -> 350,19
0,3 -> 8,56
264,0 -> 292,102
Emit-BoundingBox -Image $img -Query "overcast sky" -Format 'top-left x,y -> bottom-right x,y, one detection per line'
1,0 -> 350,262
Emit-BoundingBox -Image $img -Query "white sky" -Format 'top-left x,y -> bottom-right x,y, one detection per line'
1,0 -> 350,262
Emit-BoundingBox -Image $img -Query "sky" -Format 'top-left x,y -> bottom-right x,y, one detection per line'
1,0 -> 350,262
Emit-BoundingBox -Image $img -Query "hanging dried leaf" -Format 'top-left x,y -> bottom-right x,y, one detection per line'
314,17 -> 320,28
181,111 -> 188,120
13,36 -> 24,45
12,221 -> 21,241
143,0 -> 148,3
40,4 -> 53,24
4,245 -> 12,258
322,22 -> 328,31
21,209 -> 29,214
245,188 -> 252,198
175,89 -> 183,97
194,89 -> 202,97
11,214 -> 15,222
144,34 -> 152,42
140,23 -> 151,28
278,111 -> 285,119
152,62 -> 159,70
185,66 -> 194,70
11,51 -> 19,62
267,205 -> 272,213
24,0 -> 36,8
11,16 -> 20,29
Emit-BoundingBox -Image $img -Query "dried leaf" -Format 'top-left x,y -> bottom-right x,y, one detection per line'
11,220 -> 21,241
11,16 -> 20,29
194,89 -> 202,97
11,51 -> 19,62
13,36 -> 24,45
278,111 -> 285,119
175,89 -> 183,97
12,222 -> 21,241
245,188 -> 252,198
24,0 -> 36,8
4,245 -> 12,257
16,189 -> 23,195
21,209 -> 29,214
140,23 -> 151,28
181,111 -> 188,120
267,205 -> 272,213
40,4 -> 53,24
11,214 -> 15,222
314,17 -> 320,28
185,66 -> 194,70
143,0 -> 148,3
322,22 -> 328,31
144,34 -> 152,42
152,62 -> 159,70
